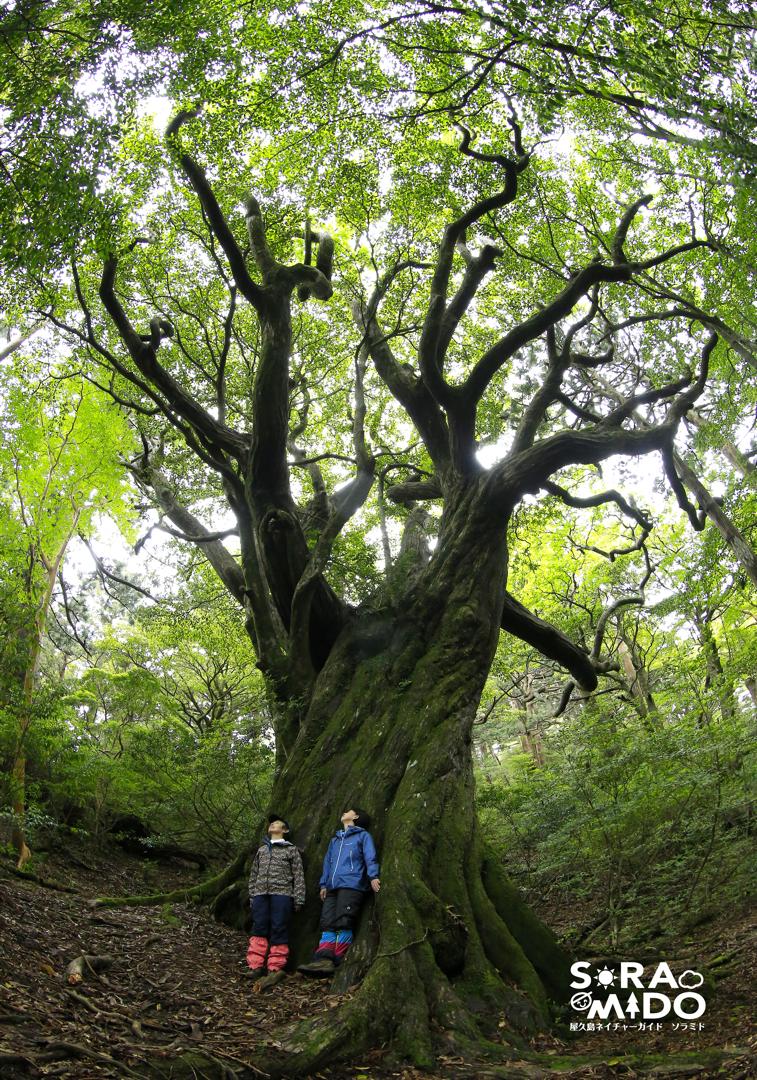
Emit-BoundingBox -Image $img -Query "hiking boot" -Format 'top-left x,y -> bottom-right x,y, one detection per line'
257,970 -> 286,992
297,957 -> 335,977
242,966 -> 266,979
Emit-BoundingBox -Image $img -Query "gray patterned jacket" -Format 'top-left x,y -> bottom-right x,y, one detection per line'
248,839 -> 306,907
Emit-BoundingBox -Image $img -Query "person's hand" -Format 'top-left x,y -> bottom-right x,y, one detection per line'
319,887 -> 327,901
370,878 -> 381,893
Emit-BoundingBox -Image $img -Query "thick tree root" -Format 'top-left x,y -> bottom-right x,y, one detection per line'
33,1037 -> 146,1076
1,864 -> 79,893
0,1049 -> 37,1071
90,851 -> 248,910
243,940 -> 538,1077
142,1051 -> 257,1078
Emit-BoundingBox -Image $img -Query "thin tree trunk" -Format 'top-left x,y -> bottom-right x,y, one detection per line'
688,411 -> 755,479
673,453 -> 757,588
0,322 -> 43,362
695,613 -> 735,722
12,601 -> 49,869
516,674 -> 544,766
745,677 -> 757,707
618,638 -> 658,729
11,512 -> 80,867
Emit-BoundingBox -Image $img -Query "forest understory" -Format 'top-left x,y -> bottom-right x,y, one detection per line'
0,841 -> 753,1080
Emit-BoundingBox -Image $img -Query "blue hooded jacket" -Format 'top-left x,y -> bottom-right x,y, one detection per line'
319,825 -> 380,892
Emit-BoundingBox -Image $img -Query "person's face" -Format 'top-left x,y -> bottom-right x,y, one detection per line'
341,809 -> 359,828
268,819 -> 288,837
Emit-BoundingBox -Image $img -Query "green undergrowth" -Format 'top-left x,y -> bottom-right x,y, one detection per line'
477,700 -> 756,948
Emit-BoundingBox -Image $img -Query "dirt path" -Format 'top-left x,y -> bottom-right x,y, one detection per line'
0,846 -> 753,1078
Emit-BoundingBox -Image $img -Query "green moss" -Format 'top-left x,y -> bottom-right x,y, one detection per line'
482,851 -> 572,1003
142,1051 -> 230,1077
514,1047 -> 740,1073
92,850 -> 248,910
159,902 -> 181,927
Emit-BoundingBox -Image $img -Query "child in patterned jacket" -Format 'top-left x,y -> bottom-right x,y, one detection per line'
245,813 -> 305,987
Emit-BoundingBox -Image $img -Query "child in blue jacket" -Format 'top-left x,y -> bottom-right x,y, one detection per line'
298,807 -> 380,976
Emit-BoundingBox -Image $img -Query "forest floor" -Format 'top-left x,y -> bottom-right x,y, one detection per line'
0,841 -> 754,1080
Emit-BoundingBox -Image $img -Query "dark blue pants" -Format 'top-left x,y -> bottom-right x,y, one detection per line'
250,893 -> 293,946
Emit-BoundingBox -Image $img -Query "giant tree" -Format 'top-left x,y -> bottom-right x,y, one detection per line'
51,105 -> 734,1068
5,0 -> 756,1070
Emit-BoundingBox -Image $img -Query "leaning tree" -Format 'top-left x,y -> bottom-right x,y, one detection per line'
52,103 -> 731,1069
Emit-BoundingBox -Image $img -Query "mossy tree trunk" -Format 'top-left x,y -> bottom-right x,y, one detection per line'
92,112 -> 717,1071
243,492 -> 568,1068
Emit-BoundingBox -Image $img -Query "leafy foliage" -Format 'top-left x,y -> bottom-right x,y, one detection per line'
477,695 -> 756,946
0,4 -> 755,1062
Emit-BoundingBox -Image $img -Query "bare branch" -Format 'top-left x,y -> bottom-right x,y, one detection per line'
289,463 -> 375,686
612,195 -> 653,263
562,285 -> 600,356
435,241 -> 502,362
501,591 -> 598,691
129,460 -> 246,606
418,125 -> 528,403
463,196 -> 712,406
352,294 -> 451,471
166,111 -> 267,313
511,326 -> 566,454
293,227 -> 335,301
99,256 -> 248,461
289,451 -> 358,468
662,445 -> 706,530
386,476 -> 443,504
0,321 -> 44,361
79,537 -> 161,603
244,196 -> 275,277
155,523 -> 239,544
544,480 -> 651,532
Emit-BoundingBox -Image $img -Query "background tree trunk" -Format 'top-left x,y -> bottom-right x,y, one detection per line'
618,636 -> 658,729
11,514 -> 80,867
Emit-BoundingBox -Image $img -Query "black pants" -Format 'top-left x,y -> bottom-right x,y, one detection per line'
319,887 -> 365,932
315,888 -> 365,963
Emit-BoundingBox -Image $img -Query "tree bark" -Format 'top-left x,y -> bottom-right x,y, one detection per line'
745,677 -> 757,707
215,498 -> 571,1070
88,137 -> 724,1071
673,453 -> 757,589
617,637 -> 658,729
695,612 -> 735,722
687,410 -> 755,479
512,675 -> 545,766
0,322 -> 43,362
11,513 -> 81,867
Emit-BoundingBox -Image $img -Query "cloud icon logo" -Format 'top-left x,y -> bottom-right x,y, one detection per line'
678,970 -> 704,989
570,992 -> 593,1011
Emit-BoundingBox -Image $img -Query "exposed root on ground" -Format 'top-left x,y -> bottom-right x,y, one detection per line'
91,851 -> 248,910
